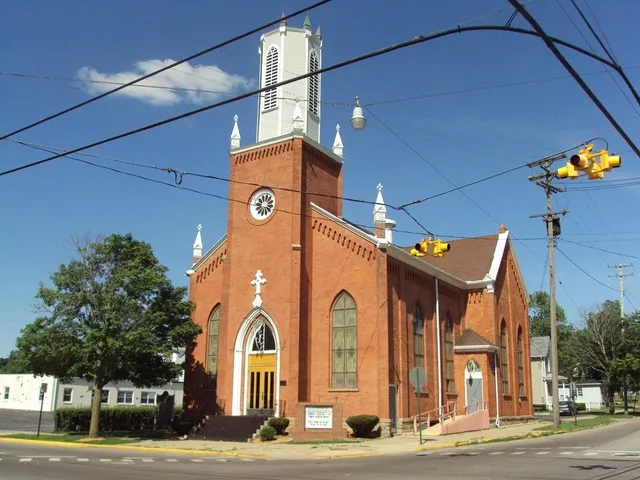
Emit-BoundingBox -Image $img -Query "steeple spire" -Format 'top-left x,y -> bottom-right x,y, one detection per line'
230,114 -> 241,149
332,124 -> 343,158
193,224 -> 203,259
292,99 -> 304,132
303,15 -> 311,30
373,183 -> 387,223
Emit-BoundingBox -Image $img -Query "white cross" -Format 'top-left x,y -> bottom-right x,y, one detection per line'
250,270 -> 267,308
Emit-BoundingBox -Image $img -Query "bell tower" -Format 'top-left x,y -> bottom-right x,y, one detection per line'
255,14 -> 322,143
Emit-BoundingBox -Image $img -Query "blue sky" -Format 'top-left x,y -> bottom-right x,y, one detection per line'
1,0 -> 639,356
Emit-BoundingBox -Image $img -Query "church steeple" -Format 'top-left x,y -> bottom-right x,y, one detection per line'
255,16 -> 323,144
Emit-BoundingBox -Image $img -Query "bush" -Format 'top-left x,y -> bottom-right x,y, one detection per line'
54,407 -> 157,432
259,425 -> 276,441
345,415 -> 379,438
576,402 -> 586,411
267,417 -> 290,435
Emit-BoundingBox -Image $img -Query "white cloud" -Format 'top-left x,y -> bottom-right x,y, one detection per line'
76,59 -> 253,106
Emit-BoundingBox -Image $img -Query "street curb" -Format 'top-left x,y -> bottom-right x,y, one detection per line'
414,442 -> 458,452
0,437 -> 266,458
315,452 -> 377,460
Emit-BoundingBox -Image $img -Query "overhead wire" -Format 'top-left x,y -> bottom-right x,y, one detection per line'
1,23 -> 635,178
556,246 -> 618,292
0,0 -> 333,141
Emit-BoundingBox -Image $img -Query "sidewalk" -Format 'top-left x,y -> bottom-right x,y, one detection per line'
127,421 -> 545,460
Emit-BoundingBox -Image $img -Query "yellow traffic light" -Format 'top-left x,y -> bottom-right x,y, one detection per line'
410,236 -> 451,257
410,239 -> 428,257
557,144 -> 622,180
557,163 -> 579,179
600,151 -> 621,171
432,239 -> 450,257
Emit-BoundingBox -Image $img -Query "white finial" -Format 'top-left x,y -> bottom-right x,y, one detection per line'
193,224 -> 203,258
373,183 -> 387,222
230,114 -> 241,149
292,99 -> 304,133
332,124 -> 344,158
250,270 -> 268,308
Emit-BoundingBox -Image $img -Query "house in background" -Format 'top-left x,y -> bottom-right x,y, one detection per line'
529,336 -> 603,410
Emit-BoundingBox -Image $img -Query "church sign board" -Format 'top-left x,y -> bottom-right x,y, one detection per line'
304,405 -> 333,429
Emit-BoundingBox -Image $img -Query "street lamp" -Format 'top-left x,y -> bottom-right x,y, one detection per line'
350,96 -> 367,130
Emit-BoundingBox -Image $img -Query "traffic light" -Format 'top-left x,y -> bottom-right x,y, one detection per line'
410,236 -> 451,257
557,144 -> 622,180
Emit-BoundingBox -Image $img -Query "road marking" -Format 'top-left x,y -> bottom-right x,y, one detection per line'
191,459 -> 204,462
49,458 -> 61,462
511,452 -> 525,455
489,452 -> 504,455
217,458 -> 230,462
166,459 -> 178,462
559,452 -> 575,455
584,452 -> 599,456
536,451 -> 550,455
19,458 -> 32,462
141,459 -> 154,462
77,458 -> 89,462
240,458 -> 256,461
100,459 -> 112,462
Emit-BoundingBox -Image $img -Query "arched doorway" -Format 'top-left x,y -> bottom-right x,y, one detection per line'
245,319 -> 277,415
465,359 -> 483,413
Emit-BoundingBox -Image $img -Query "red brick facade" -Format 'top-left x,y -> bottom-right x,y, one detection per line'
184,133 -> 533,433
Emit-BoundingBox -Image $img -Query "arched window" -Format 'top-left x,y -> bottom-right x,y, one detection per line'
501,320 -> 509,394
331,292 -> 357,389
250,318 -> 276,353
517,327 -> 525,397
308,51 -> 320,116
207,305 -> 220,375
263,46 -> 279,111
445,313 -> 455,393
413,303 -> 425,369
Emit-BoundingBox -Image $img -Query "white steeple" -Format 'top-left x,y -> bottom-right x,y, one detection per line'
230,115 -> 241,149
193,224 -> 203,258
255,16 -> 322,143
373,183 -> 387,223
332,124 -> 343,158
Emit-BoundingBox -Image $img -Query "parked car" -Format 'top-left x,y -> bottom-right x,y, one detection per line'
558,400 -> 578,416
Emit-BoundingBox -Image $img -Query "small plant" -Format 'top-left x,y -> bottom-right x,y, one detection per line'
259,425 -> 276,441
576,402 -> 586,411
345,415 -> 379,438
268,417 -> 290,435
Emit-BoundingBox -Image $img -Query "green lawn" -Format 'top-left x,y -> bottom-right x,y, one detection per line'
535,416 -> 617,433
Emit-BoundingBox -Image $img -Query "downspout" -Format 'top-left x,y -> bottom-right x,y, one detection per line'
435,278 -> 443,420
494,351 -> 500,428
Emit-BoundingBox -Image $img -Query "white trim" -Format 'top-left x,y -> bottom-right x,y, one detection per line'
454,345 -> 499,353
487,230 -> 510,282
310,202 -> 378,245
191,234 -> 227,272
231,133 -> 344,165
231,308 -> 281,417
494,351 -> 500,427
507,237 -> 529,299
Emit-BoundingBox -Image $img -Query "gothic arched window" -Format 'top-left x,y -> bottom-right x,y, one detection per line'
263,46 -> 279,111
331,292 -> 357,389
413,303 -> 425,369
250,318 -> 276,353
308,51 -> 320,116
444,313 -> 455,393
517,327 -> 525,397
207,305 -> 220,375
501,320 -> 510,394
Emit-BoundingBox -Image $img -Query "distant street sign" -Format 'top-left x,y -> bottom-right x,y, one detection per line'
409,367 -> 427,391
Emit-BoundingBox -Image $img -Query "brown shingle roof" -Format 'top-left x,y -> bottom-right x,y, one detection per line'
456,329 -> 495,347
400,234 -> 499,281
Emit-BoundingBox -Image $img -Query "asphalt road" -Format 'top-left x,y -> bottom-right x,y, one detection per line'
1,419 -> 640,479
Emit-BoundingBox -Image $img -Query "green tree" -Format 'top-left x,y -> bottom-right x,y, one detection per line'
15,233 -> 201,438
528,291 -> 575,375
0,350 -> 28,373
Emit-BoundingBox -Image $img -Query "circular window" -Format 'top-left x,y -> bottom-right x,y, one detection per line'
249,188 -> 276,221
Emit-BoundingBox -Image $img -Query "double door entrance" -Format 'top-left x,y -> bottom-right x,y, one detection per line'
246,353 -> 276,415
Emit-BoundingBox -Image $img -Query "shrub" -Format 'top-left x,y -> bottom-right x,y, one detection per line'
267,417 -> 290,435
54,407 -> 157,432
345,415 -> 379,438
576,402 -> 586,411
259,425 -> 276,441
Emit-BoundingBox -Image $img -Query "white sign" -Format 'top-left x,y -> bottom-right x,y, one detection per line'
304,405 -> 333,429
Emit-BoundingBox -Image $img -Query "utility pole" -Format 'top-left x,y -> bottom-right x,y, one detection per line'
609,263 -> 633,413
608,264 -> 633,317
528,153 -> 569,430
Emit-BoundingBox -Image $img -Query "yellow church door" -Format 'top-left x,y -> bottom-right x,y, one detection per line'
246,353 -> 276,414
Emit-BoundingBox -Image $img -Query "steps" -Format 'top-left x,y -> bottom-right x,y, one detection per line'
189,414 -> 270,442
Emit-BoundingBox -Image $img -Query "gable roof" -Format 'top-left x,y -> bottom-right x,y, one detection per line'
530,336 -> 550,358
401,235 -> 499,282
453,328 -> 498,353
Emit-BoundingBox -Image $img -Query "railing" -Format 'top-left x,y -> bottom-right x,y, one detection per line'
412,400 -> 457,434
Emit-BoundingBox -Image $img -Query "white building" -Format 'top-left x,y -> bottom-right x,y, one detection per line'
529,336 -> 603,411
0,374 -> 184,412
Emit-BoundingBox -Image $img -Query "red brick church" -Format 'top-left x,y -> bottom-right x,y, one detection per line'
184,16 -> 534,437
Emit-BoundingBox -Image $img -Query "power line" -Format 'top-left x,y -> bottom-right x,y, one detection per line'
1,23 -> 631,178
559,238 -> 640,261
556,245 -> 618,292
0,0 -> 333,141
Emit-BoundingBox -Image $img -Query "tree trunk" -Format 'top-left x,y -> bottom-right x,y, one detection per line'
89,385 -> 102,438
624,379 -> 629,414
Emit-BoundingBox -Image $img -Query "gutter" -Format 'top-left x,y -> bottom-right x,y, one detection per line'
494,351 -> 500,428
